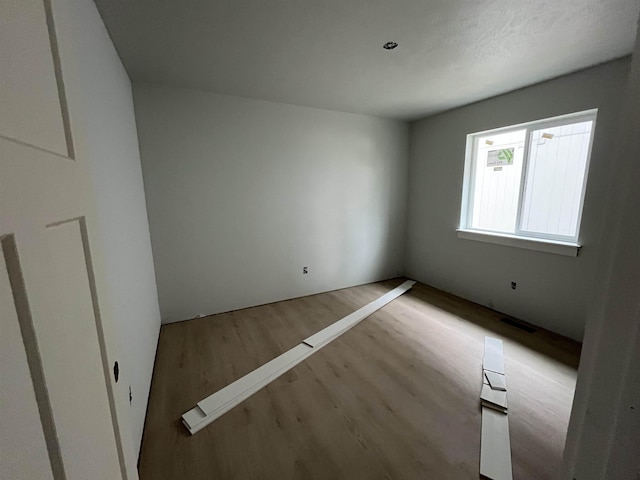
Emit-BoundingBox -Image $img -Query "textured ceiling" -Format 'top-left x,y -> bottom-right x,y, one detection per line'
94,0 -> 639,120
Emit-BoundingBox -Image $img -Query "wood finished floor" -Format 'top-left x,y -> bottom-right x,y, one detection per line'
138,279 -> 581,480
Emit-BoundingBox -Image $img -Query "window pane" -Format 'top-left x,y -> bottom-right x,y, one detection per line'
469,129 -> 526,233
520,121 -> 593,238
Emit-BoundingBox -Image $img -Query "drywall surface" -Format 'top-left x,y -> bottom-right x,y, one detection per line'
563,22 -> 640,479
69,0 -> 161,455
134,85 -> 408,323
405,58 -> 630,341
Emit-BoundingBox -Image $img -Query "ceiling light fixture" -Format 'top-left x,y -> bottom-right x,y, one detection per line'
383,41 -> 398,50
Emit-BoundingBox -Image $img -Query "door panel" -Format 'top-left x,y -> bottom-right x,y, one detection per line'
0,0 -> 68,156
0,237 -> 53,480
43,219 -> 121,480
0,0 -> 128,478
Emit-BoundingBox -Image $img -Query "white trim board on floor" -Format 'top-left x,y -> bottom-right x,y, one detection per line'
485,370 -> 507,391
182,280 -> 416,435
183,343 -> 315,431
484,337 -> 505,374
194,344 -> 313,417
481,384 -> 508,411
302,284 -> 416,347
480,406 -> 513,480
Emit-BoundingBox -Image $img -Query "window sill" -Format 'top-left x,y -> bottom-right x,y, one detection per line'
456,229 -> 581,257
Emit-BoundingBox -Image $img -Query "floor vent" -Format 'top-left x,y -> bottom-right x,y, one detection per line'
499,317 -> 536,333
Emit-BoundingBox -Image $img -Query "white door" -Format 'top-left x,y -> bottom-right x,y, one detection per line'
1,0 -> 127,479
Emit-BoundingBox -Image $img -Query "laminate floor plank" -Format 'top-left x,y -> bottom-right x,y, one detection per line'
138,279 -> 580,480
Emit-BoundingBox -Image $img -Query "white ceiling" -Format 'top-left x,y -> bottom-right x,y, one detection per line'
94,0 -> 639,120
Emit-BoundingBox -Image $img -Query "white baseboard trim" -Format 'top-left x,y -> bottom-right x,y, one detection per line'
480,336 -> 512,479
484,337 -> 505,374
484,370 -> 507,391
182,280 -> 416,435
480,407 -> 513,480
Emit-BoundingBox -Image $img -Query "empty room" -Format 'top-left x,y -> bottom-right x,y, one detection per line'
2,1 -> 640,479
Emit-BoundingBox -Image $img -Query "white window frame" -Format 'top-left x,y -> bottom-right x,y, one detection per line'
458,109 -> 598,256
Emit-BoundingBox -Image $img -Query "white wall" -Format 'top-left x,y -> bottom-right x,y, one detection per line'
134,85 -> 408,323
564,21 -> 640,478
61,0 -> 161,456
405,58 -> 630,341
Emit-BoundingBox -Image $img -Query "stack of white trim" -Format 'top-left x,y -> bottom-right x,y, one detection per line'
182,280 -> 416,435
480,337 -> 513,480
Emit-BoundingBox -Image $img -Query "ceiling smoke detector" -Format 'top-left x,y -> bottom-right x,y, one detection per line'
383,41 -> 398,50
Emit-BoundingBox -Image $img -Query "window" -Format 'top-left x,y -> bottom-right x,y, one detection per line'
459,110 -> 597,255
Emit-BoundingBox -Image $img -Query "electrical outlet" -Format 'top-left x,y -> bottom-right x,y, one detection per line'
511,281 -> 517,290
303,266 -> 308,274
